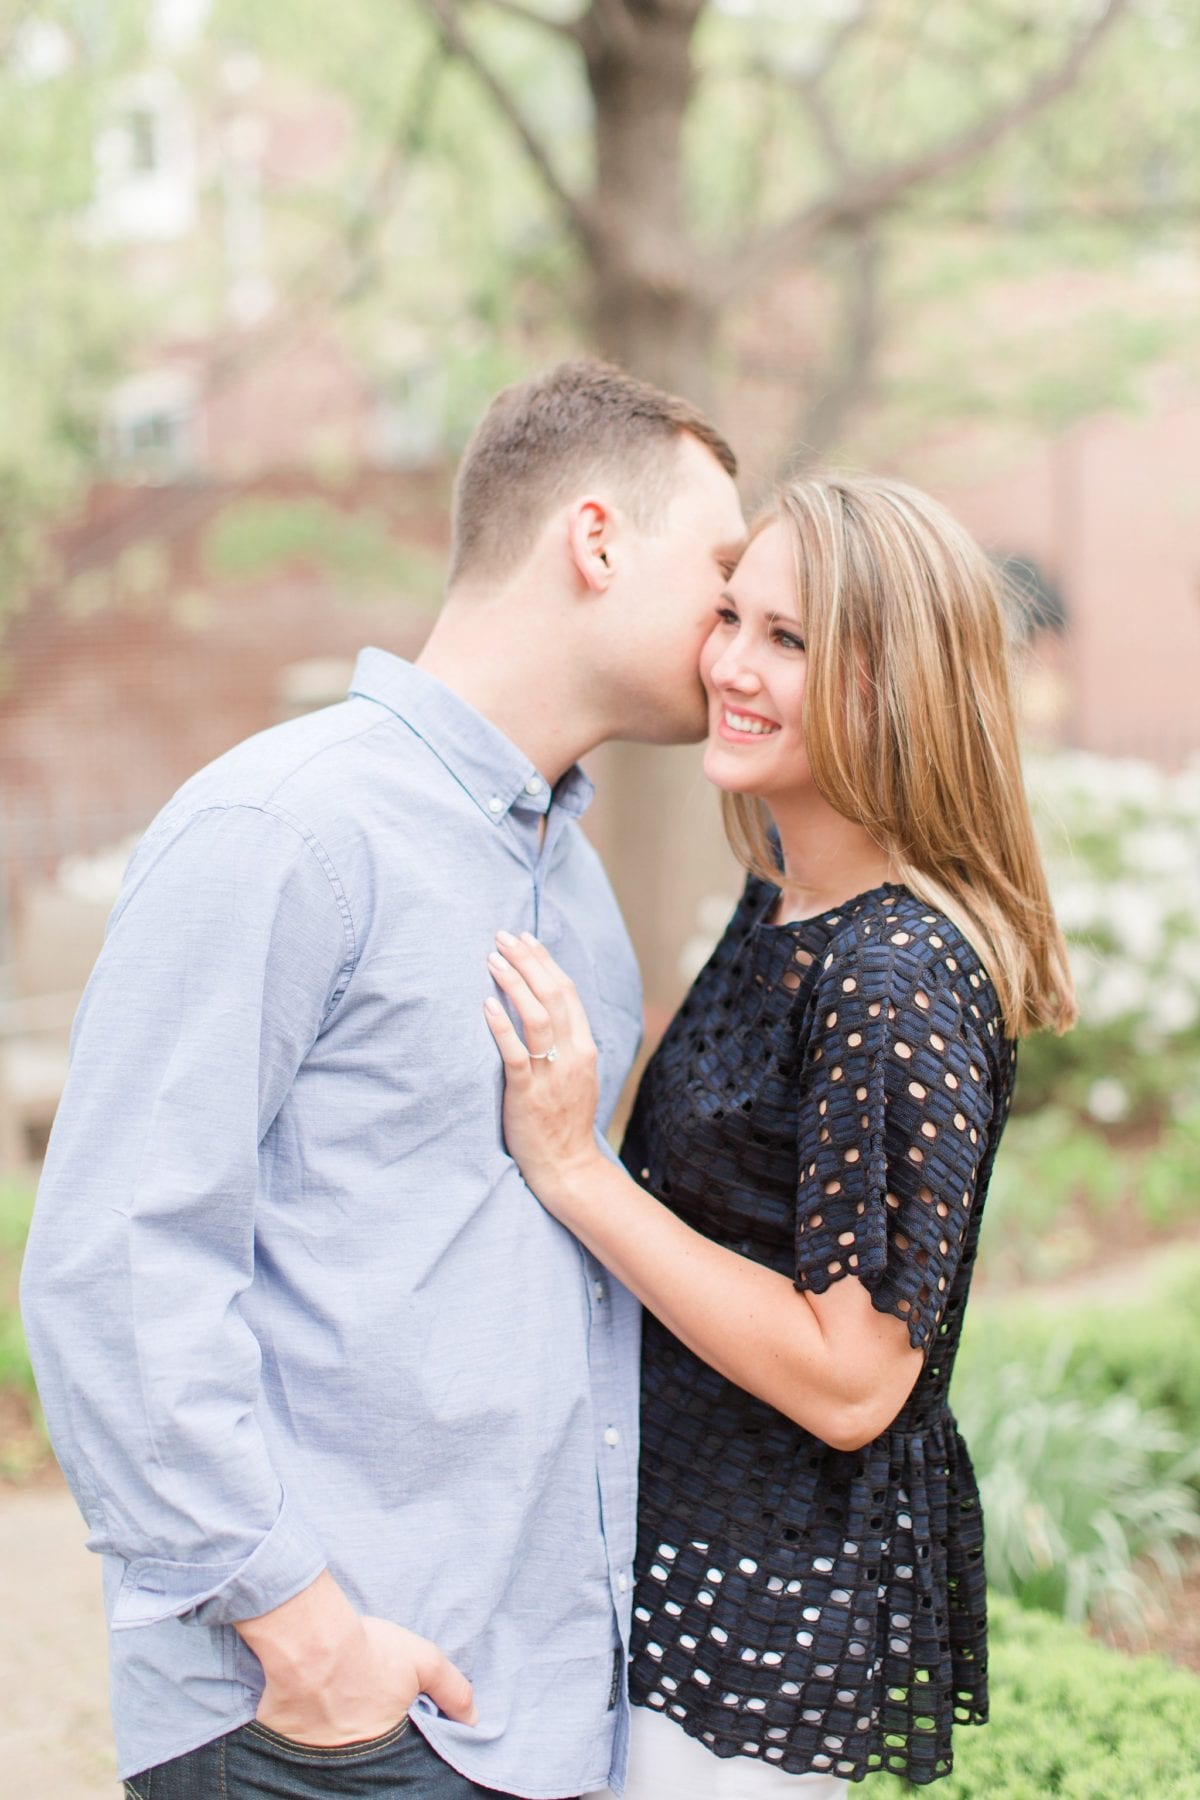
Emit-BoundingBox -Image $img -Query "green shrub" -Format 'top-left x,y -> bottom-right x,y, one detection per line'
981,1106 -> 1200,1280
950,1260 -> 1200,1625
952,1350 -> 1200,1624
0,1179 -> 35,1391
0,1179 -> 44,1475
956,1256 -> 1200,1460
871,1596 -> 1200,1797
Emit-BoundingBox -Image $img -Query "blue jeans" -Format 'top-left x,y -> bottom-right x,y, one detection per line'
123,1717 -> 578,1799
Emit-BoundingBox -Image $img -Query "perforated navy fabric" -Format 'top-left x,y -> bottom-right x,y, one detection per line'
620,877 -> 1016,1785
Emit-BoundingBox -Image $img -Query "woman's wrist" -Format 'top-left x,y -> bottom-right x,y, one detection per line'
529,1138 -> 609,1223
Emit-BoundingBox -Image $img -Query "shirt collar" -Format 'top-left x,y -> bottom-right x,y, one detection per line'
348,647 -> 593,824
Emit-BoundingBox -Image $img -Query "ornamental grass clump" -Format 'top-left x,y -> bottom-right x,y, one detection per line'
952,1346 -> 1200,1626
956,1255 -> 1200,1481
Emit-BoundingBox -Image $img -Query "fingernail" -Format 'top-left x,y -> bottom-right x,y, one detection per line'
484,997 -> 503,1016
467,1705 -> 479,1727
487,950 -> 508,969
520,931 -> 539,947
496,929 -> 518,948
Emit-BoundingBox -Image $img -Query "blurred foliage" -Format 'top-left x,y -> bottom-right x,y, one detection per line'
204,497 -> 445,603
4,0 -> 1200,614
1017,751 -> 1200,1128
0,0 -> 151,602
871,1593 -> 1200,1799
956,1255 -> 1200,1474
0,1179 -> 43,1478
979,1102 -> 1199,1283
950,1256 -> 1200,1636
0,1179 -> 35,1396
953,1347 -> 1200,1625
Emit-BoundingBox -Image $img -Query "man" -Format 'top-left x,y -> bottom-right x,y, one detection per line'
21,360 -> 746,1799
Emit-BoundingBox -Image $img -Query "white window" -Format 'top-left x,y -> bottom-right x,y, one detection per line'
371,363 -> 448,467
91,70 -> 196,243
104,367 -> 201,477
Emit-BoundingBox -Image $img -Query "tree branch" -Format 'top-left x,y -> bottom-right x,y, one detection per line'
581,0 -> 639,59
747,0 -> 885,192
418,0 -> 593,245
805,0 -> 882,88
717,0 -> 1131,303
475,0 -> 583,43
791,229 -> 883,465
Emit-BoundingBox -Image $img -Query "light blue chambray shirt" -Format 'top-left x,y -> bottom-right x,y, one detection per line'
20,649 -> 644,1796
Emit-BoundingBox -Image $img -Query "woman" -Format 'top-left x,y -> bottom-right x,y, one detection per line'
484,474 -> 1075,1796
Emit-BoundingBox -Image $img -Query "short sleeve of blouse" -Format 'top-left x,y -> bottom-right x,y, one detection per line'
793,921 -> 995,1352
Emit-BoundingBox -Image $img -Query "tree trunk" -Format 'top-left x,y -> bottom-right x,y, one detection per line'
581,2 -> 716,401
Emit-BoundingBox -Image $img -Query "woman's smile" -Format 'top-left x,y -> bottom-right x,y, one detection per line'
717,704 -> 782,741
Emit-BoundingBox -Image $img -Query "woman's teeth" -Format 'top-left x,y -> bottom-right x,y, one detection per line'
724,710 -> 779,735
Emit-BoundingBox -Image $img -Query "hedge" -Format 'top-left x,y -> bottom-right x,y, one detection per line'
871,1595 -> 1200,1797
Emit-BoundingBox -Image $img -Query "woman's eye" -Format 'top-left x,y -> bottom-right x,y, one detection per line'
715,605 -> 739,626
773,630 -> 806,651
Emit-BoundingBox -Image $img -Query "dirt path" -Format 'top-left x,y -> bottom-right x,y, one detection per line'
1,1479 -> 116,1797
972,1224 -> 1200,1311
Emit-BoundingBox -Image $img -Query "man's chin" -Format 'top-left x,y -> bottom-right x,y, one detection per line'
632,698 -> 710,748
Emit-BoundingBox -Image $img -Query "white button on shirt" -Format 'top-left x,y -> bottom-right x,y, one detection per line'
524,776 -> 544,797
487,795 -> 504,814
604,1426 -> 620,1447
594,1281 -> 605,1302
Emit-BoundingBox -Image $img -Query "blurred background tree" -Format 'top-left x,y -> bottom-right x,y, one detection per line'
7,0 -> 1200,611
230,0 -> 1198,474
0,0 -> 150,603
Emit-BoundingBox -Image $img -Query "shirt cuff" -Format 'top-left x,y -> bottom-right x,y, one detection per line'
110,1490 -> 327,1631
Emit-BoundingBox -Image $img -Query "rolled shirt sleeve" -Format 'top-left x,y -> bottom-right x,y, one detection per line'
20,802 -> 357,1628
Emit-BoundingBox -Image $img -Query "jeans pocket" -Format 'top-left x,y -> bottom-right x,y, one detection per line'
240,1715 -> 413,1761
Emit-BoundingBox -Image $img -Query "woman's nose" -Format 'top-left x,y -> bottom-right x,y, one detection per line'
710,643 -> 760,693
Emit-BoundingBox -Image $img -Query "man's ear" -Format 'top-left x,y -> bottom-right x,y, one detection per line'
565,497 -> 615,594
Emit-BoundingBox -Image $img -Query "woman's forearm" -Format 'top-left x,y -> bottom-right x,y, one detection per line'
546,1152 -> 914,1450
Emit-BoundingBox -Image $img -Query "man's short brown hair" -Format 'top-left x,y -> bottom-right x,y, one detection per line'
448,359 -> 738,586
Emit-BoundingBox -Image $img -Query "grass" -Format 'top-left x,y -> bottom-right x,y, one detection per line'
0,1178 -> 45,1476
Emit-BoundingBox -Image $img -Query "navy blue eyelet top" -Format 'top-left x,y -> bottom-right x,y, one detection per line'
620,875 -> 1017,1785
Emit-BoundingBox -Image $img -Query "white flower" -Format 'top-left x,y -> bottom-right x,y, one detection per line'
1086,1079 -> 1131,1125
1104,883 -> 1166,966
1145,988 -> 1200,1040
1120,825 -> 1199,881
1051,878 -> 1106,935
1083,963 -> 1149,1026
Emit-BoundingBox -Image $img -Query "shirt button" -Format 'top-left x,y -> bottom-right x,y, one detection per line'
524,776 -> 544,796
618,1572 -> 629,1593
487,795 -> 504,814
604,1426 -> 620,1448
593,1281 -> 605,1302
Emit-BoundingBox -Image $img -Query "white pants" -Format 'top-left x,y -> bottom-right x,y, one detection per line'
587,1704 -> 851,1800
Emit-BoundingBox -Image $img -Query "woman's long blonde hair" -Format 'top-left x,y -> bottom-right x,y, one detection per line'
723,473 -> 1076,1039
